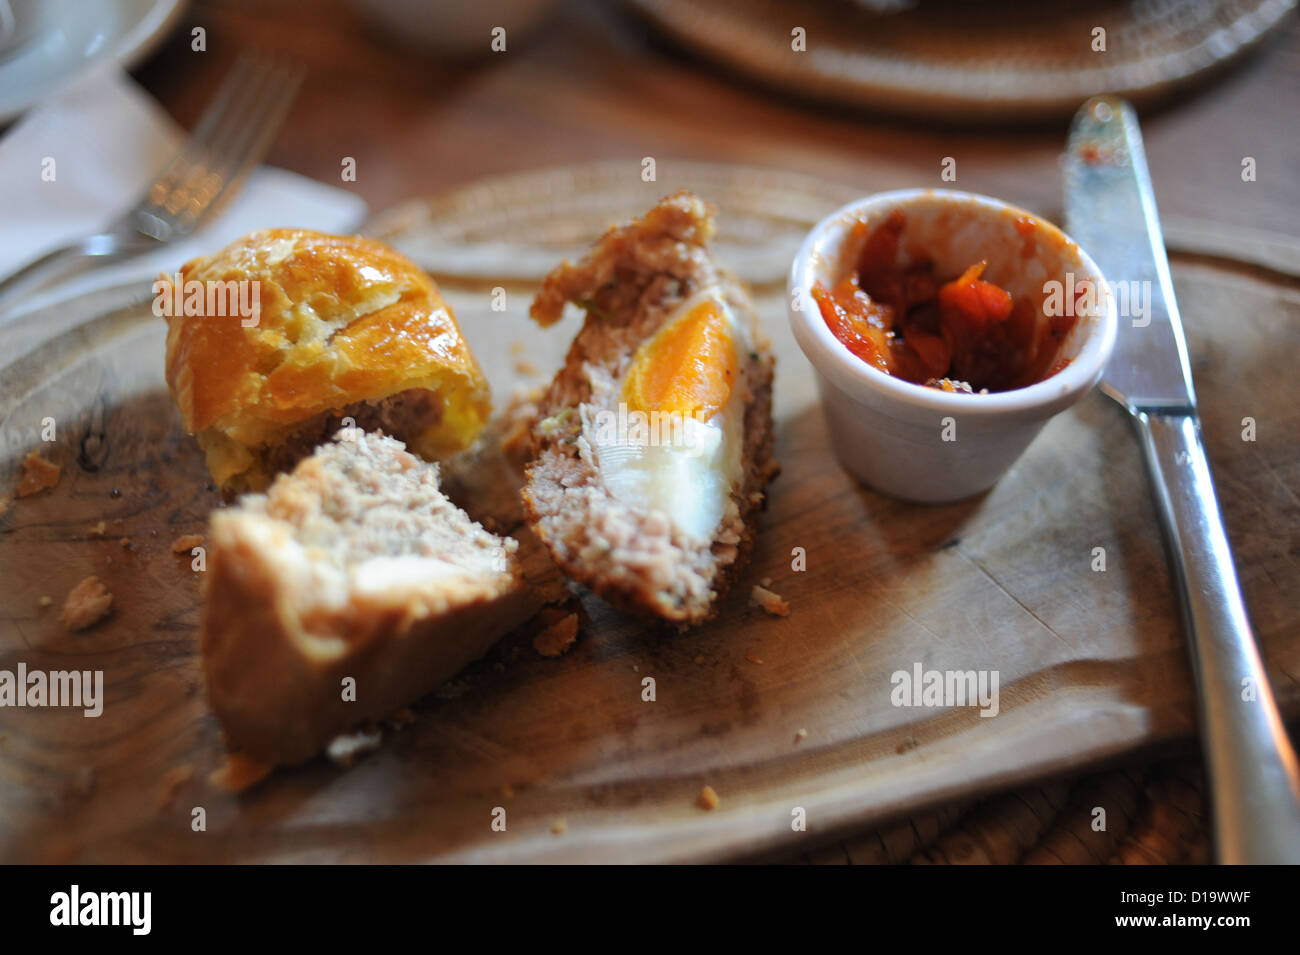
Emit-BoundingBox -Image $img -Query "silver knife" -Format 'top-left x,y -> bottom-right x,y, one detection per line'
1064,97 -> 1300,863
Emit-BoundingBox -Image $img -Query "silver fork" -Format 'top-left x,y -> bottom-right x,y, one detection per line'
0,53 -> 304,313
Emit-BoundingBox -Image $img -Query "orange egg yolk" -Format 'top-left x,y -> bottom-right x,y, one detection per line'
621,297 -> 736,421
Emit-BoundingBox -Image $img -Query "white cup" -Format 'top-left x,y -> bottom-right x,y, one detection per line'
787,188 -> 1117,503
0,0 -> 42,61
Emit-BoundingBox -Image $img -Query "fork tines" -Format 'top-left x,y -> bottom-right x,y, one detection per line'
133,53 -> 305,241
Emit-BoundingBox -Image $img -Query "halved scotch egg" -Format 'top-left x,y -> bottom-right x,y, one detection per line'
523,193 -> 778,625
586,291 -> 748,546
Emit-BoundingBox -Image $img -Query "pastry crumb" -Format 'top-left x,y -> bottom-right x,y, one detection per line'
16,450 -> 60,497
794,728 -> 808,743
697,785 -> 720,811
551,818 -> 567,835
750,584 -> 789,617
157,764 -> 194,811
209,753 -> 273,793
533,612 -> 579,657
60,576 -> 113,632
88,521 -> 107,538
498,384 -> 543,465
38,595 -> 53,608
171,533 -> 203,553
513,357 -> 541,377
745,650 -> 764,665
501,783 -> 515,798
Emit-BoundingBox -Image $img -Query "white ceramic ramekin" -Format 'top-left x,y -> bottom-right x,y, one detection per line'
788,189 -> 1117,503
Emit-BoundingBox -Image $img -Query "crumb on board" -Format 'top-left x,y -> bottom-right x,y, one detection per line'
209,753 -> 273,793
698,785 -> 720,811
794,728 -> 808,743
750,584 -> 790,617
533,612 -> 579,657
119,537 -> 131,549
498,384 -> 543,465
38,595 -> 53,609
326,727 -> 383,766
745,650 -> 765,665
16,450 -> 60,497
171,533 -> 203,554
502,783 -> 515,798
513,357 -> 541,377
551,818 -> 567,835
59,576 -> 113,632
88,521 -> 107,538
761,576 -> 773,587
156,764 -> 194,811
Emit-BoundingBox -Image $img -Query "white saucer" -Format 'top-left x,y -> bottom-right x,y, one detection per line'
0,0 -> 186,124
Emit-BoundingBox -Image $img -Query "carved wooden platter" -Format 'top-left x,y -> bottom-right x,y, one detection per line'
0,162 -> 1296,863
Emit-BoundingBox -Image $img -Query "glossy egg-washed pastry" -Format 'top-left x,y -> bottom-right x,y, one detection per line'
161,229 -> 490,492
523,192 -> 778,626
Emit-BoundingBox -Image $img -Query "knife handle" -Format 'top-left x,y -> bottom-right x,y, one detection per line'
1135,410 -> 1300,863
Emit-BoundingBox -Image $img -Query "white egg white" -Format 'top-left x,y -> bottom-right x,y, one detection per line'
583,290 -> 750,544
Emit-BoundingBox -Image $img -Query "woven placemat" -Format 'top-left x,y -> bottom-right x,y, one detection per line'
773,756 -> 1212,864
625,0 -> 1296,120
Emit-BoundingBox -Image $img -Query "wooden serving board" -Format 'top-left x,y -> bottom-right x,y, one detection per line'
0,163 -> 1296,863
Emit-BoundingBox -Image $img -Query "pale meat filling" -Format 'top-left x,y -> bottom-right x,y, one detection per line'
218,428 -> 514,630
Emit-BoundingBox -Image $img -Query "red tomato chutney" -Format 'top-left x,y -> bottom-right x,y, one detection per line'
812,210 -> 1080,393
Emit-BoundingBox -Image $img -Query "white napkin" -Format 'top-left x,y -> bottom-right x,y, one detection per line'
0,63 -> 367,320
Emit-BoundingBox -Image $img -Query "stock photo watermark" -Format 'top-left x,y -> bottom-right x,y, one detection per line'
0,664 -> 103,717
1044,272 -> 1151,326
49,886 -> 150,935
891,663 -> 1000,718
152,275 -> 261,327
589,403 -> 715,451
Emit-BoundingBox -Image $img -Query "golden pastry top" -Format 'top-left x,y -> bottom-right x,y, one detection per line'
160,229 -> 490,486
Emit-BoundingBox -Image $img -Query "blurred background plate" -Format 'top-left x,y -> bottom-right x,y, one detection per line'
624,0 -> 1296,121
0,0 -> 187,123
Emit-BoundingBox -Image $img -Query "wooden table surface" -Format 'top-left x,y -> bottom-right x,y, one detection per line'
123,0 -> 1298,863
134,0 -> 1299,236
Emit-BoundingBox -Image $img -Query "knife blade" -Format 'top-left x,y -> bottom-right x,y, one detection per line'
1064,97 -> 1197,412
1065,96 -> 1300,864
